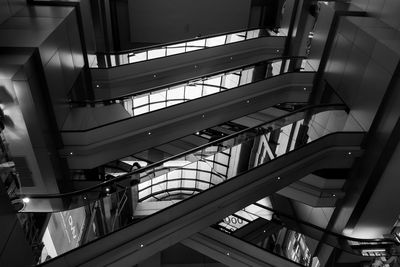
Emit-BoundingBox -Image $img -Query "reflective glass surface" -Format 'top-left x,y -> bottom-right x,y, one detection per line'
67,103 -> 307,181
17,104 -> 363,263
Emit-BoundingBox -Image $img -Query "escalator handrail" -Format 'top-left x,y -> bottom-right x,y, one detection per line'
71,56 -> 308,106
20,104 -> 347,199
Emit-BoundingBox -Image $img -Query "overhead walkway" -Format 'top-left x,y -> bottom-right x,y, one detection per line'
16,104 -> 364,266
61,57 -> 315,169
89,28 -> 286,98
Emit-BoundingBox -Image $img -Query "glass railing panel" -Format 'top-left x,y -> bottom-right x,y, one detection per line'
147,48 -> 166,59
71,57 -> 310,130
166,44 -> 185,56
91,27 -> 277,68
19,104 -> 361,264
226,31 -> 246,43
301,59 -> 316,72
129,51 -> 147,63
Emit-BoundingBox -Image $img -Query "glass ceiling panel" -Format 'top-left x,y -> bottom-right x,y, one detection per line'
182,180 -> 195,188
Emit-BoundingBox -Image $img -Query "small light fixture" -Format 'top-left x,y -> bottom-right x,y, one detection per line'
201,114 -> 205,118
230,57 -> 233,60
153,74 -> 157,78
196,132 -> 200,135
105,187 -> 110,192
96,84 -> 100,88
70,152 -> 73,155
246,100 -> 250,103
226,252 -> 230,256
348,152 -> 352,155
148,132 -> 151,135
277,49 -> 280,52
140,244 -> 144,248
22,197 -> 30,203
277,177 -> 281,180
332,194 -> 336,197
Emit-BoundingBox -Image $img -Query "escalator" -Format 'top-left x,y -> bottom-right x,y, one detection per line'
201,202 -> 396,266
17,104 -> 364,266
185,220 -> 395,267
111,103 -> 299,164
184,227 -> 306,267
61,57 -> 314,169
89,28 -> 286,98
71,103 -> 304,182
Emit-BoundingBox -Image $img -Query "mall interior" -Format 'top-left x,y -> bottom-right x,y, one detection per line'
1,0 -> 400,266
